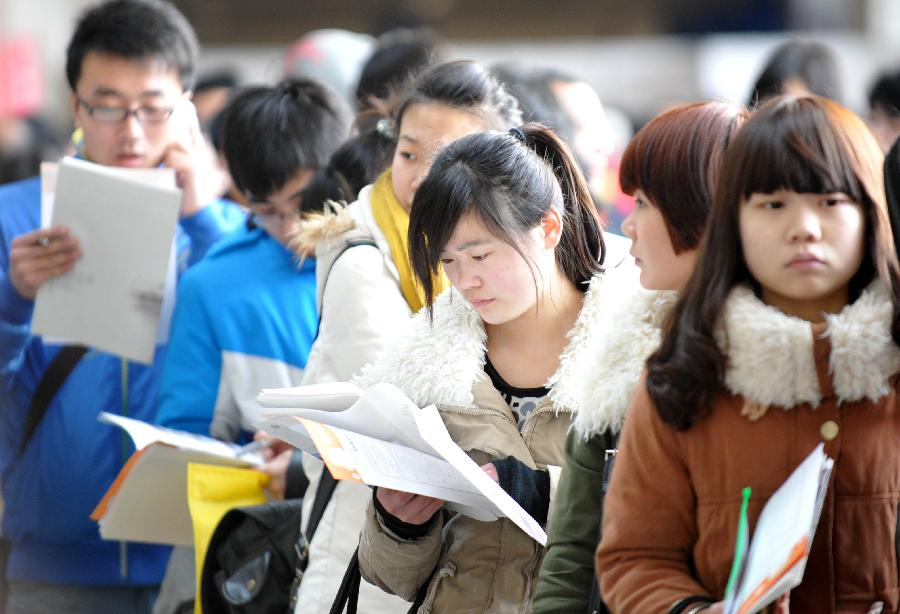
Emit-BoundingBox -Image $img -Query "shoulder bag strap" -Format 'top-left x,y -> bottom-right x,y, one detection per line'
20,345 -> 88,455
328,547 -> 361,614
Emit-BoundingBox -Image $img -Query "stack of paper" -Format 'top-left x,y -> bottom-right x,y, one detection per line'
255,382 -> 547,545
33,157 -> 180,364
724,443 -> 834,614
91,413 -> 261,546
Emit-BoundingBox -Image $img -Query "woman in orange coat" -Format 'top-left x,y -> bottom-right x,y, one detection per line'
597,95 -> 900,613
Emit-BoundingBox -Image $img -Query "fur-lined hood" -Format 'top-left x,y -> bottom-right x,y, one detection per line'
561,267 -> 678,439
718,282 -> 900,415
355,264 -> 635,411
290,200 -> 359,257
288,185 -> 399,310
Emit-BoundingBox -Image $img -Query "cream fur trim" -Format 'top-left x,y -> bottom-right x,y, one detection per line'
563,271 -> 677,438
289,200 -> 357,258
356,271 -> 617,411
719,283 -> 900,409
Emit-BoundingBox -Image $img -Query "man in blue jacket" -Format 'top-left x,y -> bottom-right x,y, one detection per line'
0,1 -> 241,612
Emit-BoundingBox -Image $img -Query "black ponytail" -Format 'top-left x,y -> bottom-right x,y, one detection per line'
519,124 -> 606,292
408,122 -> 605,311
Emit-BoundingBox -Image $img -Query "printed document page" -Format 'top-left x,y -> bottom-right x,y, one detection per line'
32,157 -> 180,364
298,399 -> 548,544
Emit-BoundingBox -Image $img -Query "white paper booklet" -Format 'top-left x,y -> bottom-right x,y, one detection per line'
724,443 -> 834,614
91,413 -> 260,546
32,157 -> 180,364
254,382 -> 547,545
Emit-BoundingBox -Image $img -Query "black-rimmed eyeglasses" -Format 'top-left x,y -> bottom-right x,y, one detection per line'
76,96 -> 175,124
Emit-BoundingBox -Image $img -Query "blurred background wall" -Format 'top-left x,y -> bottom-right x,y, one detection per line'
2,0 -> 899,144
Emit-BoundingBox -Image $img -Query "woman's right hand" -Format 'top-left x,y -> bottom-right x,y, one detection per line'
375,487 -> 445,525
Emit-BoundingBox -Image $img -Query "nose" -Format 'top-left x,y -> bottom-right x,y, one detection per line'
452,260 -> 481,291
119,112 -> 145,139
787,205 -> 823,243
621,209 -> 637,241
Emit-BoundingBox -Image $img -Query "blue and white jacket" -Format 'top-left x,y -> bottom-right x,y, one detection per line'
155,224 -> 318,440
0,175 -> 242,586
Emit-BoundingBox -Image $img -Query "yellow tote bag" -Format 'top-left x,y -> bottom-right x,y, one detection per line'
187,463 -> 268,614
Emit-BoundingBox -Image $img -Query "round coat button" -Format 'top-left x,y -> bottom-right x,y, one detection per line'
820,420 -> 839,441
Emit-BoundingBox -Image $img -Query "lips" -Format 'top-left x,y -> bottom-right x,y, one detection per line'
116,153 -> 145,167
787,253 -> 825,269
469,298 -> 495,309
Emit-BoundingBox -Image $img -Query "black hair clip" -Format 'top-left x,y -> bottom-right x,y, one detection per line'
508,127 -> 527,143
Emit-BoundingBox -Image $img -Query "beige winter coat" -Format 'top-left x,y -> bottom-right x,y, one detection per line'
355,242 -> 637,614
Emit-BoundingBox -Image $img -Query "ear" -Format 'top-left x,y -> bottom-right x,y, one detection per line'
540,206 -> 564,249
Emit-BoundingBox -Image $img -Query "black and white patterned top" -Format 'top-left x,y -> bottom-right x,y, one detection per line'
484,357 -> 549,431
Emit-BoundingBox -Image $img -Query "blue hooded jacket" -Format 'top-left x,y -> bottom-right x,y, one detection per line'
155,223 -> 318,438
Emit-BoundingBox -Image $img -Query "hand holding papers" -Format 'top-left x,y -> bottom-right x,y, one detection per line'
91,413 -> 262,546
254,383 -> 548,545
723,444 -> 834,614
32,157 -> 180,364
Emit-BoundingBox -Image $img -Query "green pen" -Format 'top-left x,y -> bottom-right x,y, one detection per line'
725,486 -> 752,601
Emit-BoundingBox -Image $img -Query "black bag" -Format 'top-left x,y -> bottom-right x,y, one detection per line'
200,498 -> 304,614
200,471 -> 338,614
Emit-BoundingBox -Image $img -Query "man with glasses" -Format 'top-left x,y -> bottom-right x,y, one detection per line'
0,1 -> 241,612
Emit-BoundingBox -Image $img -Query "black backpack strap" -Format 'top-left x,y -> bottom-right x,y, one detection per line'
306,468 -> 338,542
316,237 -> 377,319
20,345 -> 88,455
295,468 -> 338,574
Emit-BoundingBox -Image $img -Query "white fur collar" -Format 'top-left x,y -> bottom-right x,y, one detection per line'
718,282 -> 900,413
356,272 -> 615,411
559,267 -> 677,438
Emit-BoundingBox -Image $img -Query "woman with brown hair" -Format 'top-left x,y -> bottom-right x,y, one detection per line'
597,95 -> 900,613
532,101 -> 748,614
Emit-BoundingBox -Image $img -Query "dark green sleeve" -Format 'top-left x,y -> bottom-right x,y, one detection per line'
532,427 -> 610,613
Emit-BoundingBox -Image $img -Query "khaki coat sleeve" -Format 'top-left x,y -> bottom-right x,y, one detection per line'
357,497 -> 444,601
595,373 -> 713,612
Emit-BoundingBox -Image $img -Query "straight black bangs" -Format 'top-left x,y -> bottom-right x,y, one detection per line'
732,99 -> 864,204
418,158 -> 531,274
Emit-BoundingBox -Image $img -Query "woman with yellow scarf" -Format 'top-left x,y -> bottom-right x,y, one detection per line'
288,60 -> 522,614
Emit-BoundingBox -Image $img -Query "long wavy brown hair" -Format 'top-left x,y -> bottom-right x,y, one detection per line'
647,95 -> 900,430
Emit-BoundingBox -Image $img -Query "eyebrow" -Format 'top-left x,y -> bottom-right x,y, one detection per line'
91,86 -> 169,99
399,134 -> 419,144
446,239 -> 491,252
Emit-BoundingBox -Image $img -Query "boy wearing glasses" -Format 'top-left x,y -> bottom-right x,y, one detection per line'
156,78 -> 350,472
0,1 -> 241,612
151,80 -> 350,612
